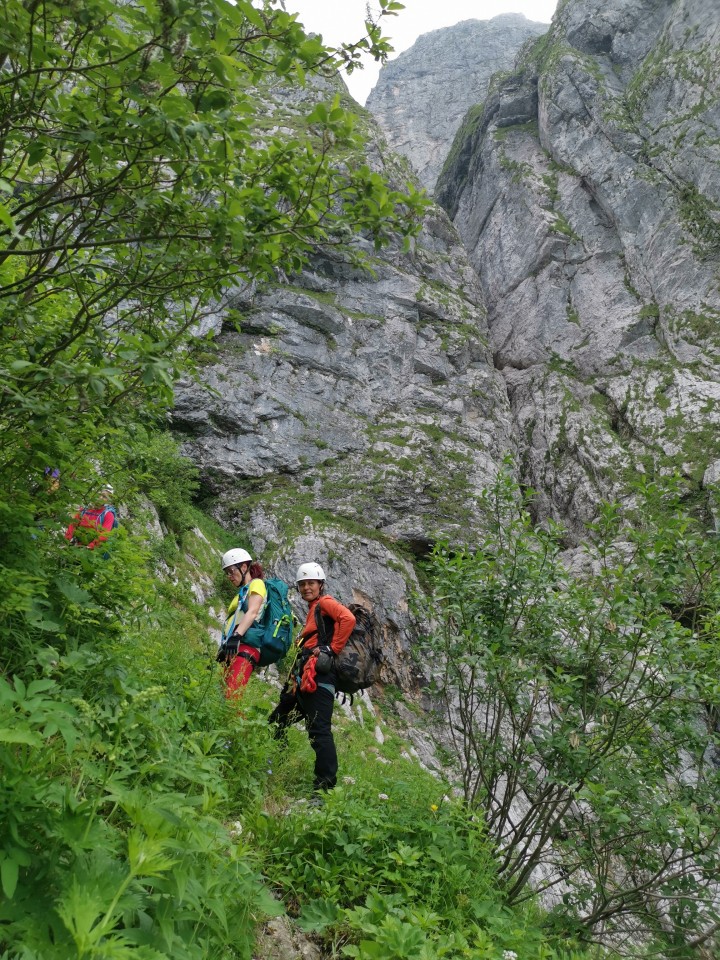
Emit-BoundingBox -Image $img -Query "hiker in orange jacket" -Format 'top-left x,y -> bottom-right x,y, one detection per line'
269,562 -> 355,794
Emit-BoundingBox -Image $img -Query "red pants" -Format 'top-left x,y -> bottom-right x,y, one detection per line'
224,644 -> 260,699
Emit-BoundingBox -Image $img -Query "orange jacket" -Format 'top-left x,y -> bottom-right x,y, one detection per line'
300,595 -> 355,655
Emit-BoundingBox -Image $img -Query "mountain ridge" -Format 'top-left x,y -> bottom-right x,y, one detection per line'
366,13 -> 549,192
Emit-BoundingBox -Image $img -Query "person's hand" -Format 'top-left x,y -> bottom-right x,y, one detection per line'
217,639 -> 238,663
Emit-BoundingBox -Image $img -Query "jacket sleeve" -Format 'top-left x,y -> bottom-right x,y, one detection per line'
318,595 -> 356,655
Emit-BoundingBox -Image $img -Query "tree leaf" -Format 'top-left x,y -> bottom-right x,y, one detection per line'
0,858 -> 19,899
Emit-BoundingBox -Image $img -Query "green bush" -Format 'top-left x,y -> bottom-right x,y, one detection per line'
0,631 -> 281,958
421,469 -> 720,952
252,771 -> 585,960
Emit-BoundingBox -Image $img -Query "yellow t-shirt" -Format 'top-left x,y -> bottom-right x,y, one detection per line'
223,579 -> 267,640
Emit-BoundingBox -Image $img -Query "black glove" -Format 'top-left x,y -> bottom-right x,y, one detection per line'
315,646 -> 334,674
217,639 -> 239,664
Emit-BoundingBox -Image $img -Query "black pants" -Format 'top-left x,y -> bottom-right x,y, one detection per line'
269,683 -> 337,790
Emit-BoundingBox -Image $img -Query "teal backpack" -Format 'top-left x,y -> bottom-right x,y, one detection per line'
255,578 -> 295,667
226,578 -> 294,666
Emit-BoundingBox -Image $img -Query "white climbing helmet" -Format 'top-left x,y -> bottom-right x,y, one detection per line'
221,548 -> 252,570
295,561 -> 326,584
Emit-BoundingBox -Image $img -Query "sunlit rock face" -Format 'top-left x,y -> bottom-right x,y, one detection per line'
366,14 -> 549,193
437,0 -> 720,536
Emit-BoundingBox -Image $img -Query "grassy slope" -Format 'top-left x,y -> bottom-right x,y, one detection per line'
166,508 -> 595,960
0,443 -> 594,959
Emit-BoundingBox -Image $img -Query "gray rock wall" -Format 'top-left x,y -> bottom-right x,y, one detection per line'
437,0 -> 720,536
173,0 -> 720,679
174,210 -> 514,547
172,93 -> 515,682
366,14 -> 548,193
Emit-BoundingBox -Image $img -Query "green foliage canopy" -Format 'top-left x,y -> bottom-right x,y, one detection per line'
0,554 -> 282,958
0,0 -> 425,652
0,0 -> 424,485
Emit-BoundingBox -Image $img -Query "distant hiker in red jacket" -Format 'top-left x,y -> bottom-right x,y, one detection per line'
269,562 -> 355,796
64,484 -> 117,550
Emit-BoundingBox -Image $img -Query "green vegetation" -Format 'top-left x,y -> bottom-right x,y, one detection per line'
0,0 -> 427,504
639,303 -> 661,321
566,301 -> 581,326
7,418 -> 720,957
523,29 -> 559,76
438,103 -> 486,185
494,120 -> 540,142
422,469 -> 720,953
667,305 -> 720,347
0,420 -> 597,959
624,37 -> 716,127
0,426 -> 275,956
549,213 -> 580,241
415,278 -> 479,330
0,0 -> 425,672
496,149 -> 535,184
542,172 -> 561,207
3,2 -> 720,958
0,2 -> 429,954
677,184 -> 720,257
255,786 -> 567,960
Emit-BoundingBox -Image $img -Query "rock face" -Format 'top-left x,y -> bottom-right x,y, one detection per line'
437,0 -> 720,537
174,220 -> 513,684
366,15 -> 548,193
174,0 -> 720,670
174,214 -> 513,544
172,83 -> 514,685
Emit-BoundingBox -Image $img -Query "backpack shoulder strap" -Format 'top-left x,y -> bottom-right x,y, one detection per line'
223,587 -> 245,641
314,603 -> 330,645
98,505 -> 118,529
237,583 -> 250,611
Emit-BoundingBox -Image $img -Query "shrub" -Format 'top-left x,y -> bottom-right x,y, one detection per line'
421,470 -> 720,952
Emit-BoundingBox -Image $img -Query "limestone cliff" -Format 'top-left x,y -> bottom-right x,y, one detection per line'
173,0 -> 720,675
366,14 -> 548,193
172,80 -> 514,688
437,0 -> 720,537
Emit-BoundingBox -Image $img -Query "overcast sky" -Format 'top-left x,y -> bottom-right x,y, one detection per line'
285,0 -> 559,104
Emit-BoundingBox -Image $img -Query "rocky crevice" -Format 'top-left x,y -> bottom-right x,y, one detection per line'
366,14 -> 549,193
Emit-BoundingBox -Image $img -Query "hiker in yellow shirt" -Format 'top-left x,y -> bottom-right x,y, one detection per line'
218,548 -> 267,697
